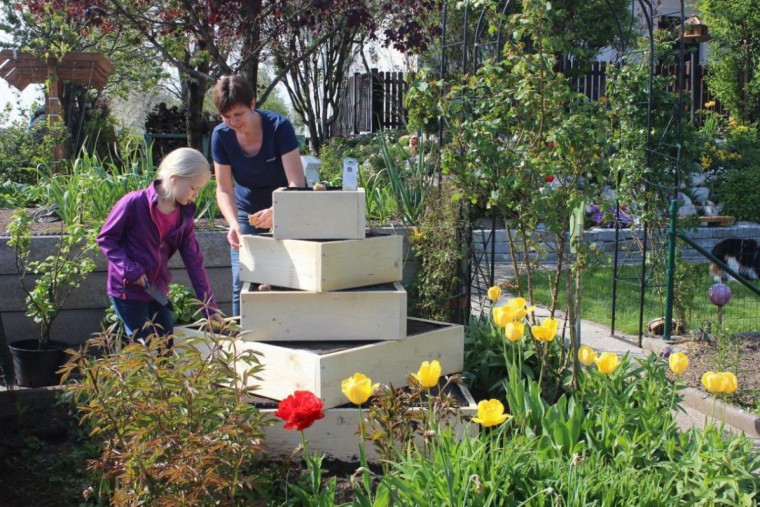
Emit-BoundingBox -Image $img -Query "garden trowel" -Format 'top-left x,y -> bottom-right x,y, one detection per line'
144,280 -> 171,308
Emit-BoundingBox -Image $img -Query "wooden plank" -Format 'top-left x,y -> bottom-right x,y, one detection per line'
240,281 -> 406,341
239,234 -> 402,292
176,317 -> 465,410
272,188 -> 366,240
259,380 -> 477,461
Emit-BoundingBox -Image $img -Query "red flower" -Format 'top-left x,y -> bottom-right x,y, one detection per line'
545,175 -> 555,183
274,391 -> 325,431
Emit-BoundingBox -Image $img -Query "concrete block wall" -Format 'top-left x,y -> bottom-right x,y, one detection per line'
472,222 -> 760,265
0,231 -> 232,346
0,227 -> 418,348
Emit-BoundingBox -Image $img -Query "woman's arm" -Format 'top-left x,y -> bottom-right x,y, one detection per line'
214,161 -> 242,249
249,148 -> 305,229
282,148 -> 305,187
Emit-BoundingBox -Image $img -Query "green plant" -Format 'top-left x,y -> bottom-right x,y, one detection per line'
0,104 -> 68,187
167,283 -> 204,324
377,129 -> 436,225
410,181 -> 462,322
62,320 -> 271,505
696,0 -> 760,124
6,208 -> 97,349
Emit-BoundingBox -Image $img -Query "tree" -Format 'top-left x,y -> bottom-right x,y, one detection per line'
697,0 -> 760,123
1,0 -> 165,158
271,0 -> 440,154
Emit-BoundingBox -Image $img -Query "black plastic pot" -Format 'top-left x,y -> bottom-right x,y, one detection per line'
8,340 -> 69,388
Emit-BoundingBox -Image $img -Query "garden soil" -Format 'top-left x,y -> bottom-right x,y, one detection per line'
676,332 -> 760,411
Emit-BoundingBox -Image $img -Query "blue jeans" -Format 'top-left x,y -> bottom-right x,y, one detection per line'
231,217 -> 268,316
110,296 -> 174,344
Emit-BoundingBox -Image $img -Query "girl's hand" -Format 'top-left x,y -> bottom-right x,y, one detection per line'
135,275 -> 147,288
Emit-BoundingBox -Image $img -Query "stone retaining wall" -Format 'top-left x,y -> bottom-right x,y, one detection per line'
0,231 -> 232,347
472,222 -> 760,264
0,228 -> 418,348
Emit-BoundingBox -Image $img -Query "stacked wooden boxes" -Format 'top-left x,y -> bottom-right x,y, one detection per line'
181,187 -> 473,459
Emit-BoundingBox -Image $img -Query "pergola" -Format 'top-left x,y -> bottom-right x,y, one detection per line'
0,49 -> 114,161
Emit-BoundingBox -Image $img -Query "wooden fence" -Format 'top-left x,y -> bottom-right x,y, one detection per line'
329,57 -> 717,139
558,55 -> 720,122
330,70 -> 407,137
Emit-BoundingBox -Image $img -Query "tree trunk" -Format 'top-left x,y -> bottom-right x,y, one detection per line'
183,77 -> 208,151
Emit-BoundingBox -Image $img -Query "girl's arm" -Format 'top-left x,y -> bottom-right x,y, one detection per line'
178,224 -> 218,318
97,197 -> 144,284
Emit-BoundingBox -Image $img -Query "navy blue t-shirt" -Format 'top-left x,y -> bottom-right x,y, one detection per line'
211,109 -> 300,215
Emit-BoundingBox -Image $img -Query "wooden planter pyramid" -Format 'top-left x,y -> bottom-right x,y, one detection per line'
178,187 -> 474,460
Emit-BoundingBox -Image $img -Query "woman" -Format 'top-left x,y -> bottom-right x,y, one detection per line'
211,75 -> 305,316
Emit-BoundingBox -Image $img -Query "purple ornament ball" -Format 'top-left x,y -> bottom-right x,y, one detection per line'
708,283 -> 732,307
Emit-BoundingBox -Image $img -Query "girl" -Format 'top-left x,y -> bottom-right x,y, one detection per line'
98,147 -> 220,343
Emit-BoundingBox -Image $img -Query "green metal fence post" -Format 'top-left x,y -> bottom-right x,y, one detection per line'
663,199 -> 678,340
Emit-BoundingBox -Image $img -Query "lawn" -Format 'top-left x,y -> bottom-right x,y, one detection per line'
521,265 -> 760,337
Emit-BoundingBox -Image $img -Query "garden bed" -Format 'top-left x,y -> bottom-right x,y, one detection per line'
675,331 -> 760,413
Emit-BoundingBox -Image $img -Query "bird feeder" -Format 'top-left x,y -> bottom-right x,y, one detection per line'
676,15 -> 711,44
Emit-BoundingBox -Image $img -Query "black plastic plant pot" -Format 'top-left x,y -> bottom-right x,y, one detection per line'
8,340 -> 68,388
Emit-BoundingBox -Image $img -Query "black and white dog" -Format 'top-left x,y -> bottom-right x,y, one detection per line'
710,238 -> 760,282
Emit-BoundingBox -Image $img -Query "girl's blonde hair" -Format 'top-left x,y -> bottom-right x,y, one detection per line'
157,147 -> 211,199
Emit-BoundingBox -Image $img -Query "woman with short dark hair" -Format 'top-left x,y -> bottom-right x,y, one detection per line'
211,75 -> 305,316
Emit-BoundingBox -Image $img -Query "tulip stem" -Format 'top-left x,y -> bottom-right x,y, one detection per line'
357,406 -> 371,492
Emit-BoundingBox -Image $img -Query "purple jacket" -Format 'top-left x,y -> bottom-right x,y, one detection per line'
97,181 -> 217,313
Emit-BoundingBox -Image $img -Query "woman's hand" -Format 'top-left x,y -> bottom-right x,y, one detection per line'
248,207 -> 273,229
227,224 -> 241,250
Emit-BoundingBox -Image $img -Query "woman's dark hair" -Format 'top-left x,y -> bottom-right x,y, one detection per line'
213,75 -> 255,114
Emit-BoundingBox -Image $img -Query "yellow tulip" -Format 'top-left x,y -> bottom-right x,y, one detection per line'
723,372 -> 738,394
504,321 -> 525,342
487,286 -> 502,302
594,352 -> 620,375
341,373 -> 379,405
493,306 -> 517,328
701,371 -> 726,394
531,318 -> 559,342
505,297 -> 536,321
412,360 -> 442,388
668,352 -> 688,376
578,345 -> 597,367
471,399 -> 510,428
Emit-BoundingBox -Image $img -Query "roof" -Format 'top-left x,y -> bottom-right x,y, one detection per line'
0,49 -> 114,91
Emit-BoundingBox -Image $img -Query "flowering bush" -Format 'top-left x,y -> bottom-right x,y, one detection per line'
585,203 -> 633,228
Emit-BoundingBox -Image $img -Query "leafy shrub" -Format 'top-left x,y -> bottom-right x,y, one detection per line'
716,160 -> 760,222
63,322 -> 271,505
168,283 -> 204,324
410,181 -> 462,322
0,106 -> 68,186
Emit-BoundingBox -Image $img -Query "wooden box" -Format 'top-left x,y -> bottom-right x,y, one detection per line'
240,281 -> 407,342
272,187 -> 366,240
239,233 -> 402,292
256,379 -> 478,461
175,317 -> 465,410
